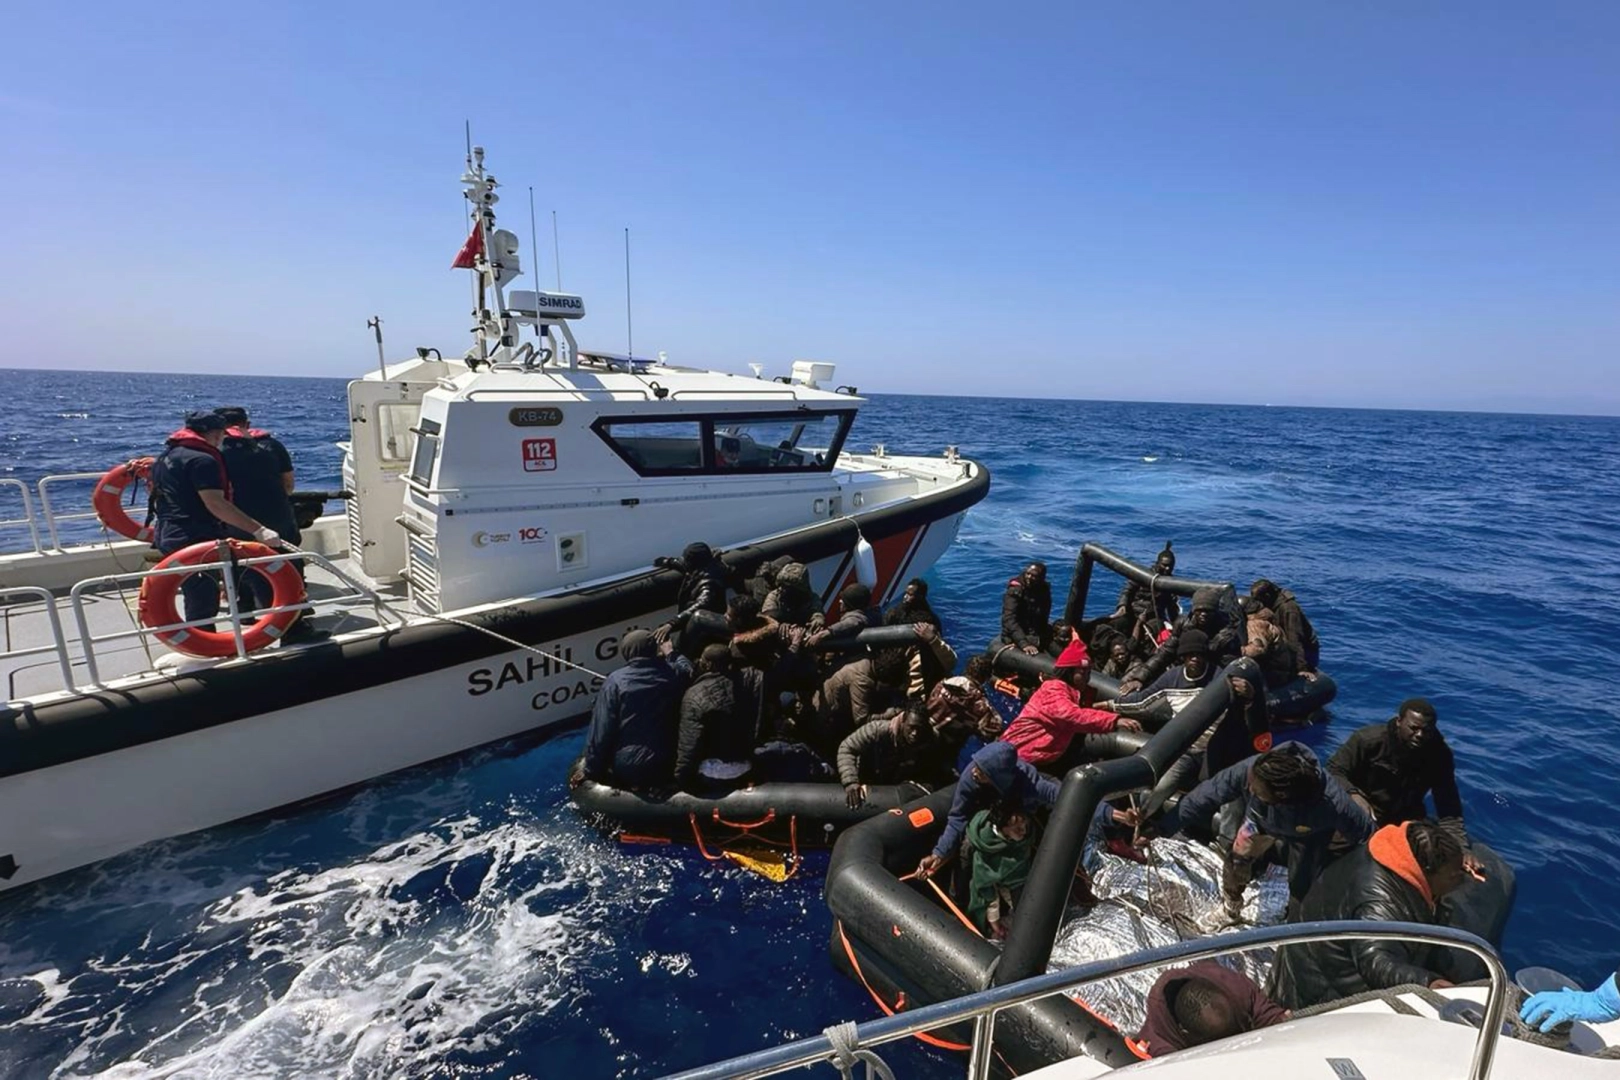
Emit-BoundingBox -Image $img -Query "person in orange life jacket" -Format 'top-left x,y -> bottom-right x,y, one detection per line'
215,406 -> 318,637
149,411 -> 284,628
1269,819 -> 1468,1009
1001,561 -> 1052,655
1001,640 -> 1142,768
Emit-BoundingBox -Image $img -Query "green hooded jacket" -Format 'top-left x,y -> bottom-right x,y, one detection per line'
965,809 -> 1034,934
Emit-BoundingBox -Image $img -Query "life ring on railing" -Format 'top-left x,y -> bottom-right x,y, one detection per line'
91,457 -> 156,541
138,540 -> 305,657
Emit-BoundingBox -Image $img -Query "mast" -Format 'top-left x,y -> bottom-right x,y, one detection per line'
458,144 -> 523,365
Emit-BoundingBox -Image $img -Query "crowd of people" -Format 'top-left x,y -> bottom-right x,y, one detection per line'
574,542 -> 1015,802
137,407 -> 320,641
573,541 -> 1595,1057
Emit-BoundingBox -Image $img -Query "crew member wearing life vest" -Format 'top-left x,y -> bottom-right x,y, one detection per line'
149,410 -> 283,629
217,406 -> 301,551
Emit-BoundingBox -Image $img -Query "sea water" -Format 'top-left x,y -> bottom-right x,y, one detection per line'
1,368 -> 1618,1077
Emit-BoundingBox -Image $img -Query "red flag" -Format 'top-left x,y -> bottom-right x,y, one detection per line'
451,221 -> 484,269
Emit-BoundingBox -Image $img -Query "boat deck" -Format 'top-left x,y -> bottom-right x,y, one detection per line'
1,530 -> 406,706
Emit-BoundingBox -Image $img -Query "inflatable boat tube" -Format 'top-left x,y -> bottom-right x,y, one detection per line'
825,660 -> 1262,1072
1063,541 -> 1233,629
687,609 -> 922,652
573,777 -> 930,847
989,636 -> 1335,722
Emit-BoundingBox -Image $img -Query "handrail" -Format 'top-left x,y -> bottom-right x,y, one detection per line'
61,549 -> 400,689
37,471 -> 110,551
659,920 -> 1508,1080
0,478 -> 44,553
460,386 -> 653,401
0,587 -> 75,695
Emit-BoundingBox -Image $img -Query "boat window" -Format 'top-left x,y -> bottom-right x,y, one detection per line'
592,410 -> 855,476
376,402 -> 420,465
711,412 -> 849,470
596,419 -> 705,473
406,418 -> 441,486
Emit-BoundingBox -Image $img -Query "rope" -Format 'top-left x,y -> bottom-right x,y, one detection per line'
823,1020 -> 896,1080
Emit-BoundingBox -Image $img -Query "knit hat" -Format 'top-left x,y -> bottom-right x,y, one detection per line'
776,561 -> 809,588
1054,638 -> 1090,672
1190,587 -> 1223,613
1177,628 -> 1210,658
681,542 -> 713,567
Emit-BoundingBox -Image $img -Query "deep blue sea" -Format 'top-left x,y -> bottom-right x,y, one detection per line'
2,367 -> 1619,1078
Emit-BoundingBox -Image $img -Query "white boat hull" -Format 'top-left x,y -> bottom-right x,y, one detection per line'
0,504 -> 970,891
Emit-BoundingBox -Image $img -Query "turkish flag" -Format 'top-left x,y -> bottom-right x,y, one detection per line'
451,221 -> 484,269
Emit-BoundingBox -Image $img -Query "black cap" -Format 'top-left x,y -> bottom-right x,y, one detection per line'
216,406 -> 249,427
185,410 -> 227,434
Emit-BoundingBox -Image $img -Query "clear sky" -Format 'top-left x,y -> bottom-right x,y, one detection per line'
3,2 -> 1617,413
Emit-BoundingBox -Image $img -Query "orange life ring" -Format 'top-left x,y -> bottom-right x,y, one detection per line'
91,457 -> 156,541
138,539 -> 305,657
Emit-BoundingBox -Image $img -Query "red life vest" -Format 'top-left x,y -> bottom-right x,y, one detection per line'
164,428 -> 233,501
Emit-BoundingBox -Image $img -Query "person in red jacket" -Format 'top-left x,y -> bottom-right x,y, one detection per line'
1134,961 -> 1289,1057
1001,640 -> 1140,767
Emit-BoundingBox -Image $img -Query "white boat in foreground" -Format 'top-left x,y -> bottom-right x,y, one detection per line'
663,919 -> 1620,1079
0,146 -> 987,892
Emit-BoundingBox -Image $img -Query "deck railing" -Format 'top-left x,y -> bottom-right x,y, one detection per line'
659,920 -> 1508,1080
0,471 -> 128,555
3,548 -> 402,703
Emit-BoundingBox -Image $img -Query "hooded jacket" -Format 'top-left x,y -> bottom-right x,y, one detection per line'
762,563 -> 822,628
1159,742 -> 1374,901
1243,606 -> 1303,688
673,666 -> 766,787
1001,677 -> 1120,766
1269,826 -> 1450,1009
1136,962 -> 1289,1057
931,741 -> 1060,861
1327,720 -> 1464,833
965,809 -> 1034,934
581,637 -> 694,788
1000,576 -> 1052,649
1272,589 -> 1320,671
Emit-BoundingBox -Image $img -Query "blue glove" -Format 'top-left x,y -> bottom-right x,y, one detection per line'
1519,974 -> 1620,1032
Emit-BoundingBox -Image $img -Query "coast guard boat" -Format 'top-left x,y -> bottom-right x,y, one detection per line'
0,147 -> 987,892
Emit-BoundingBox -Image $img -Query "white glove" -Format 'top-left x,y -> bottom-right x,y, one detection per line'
253,526 -> 281,546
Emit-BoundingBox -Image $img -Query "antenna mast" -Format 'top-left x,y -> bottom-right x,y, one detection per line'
367,316 -> 386,379
552,210 -> 563,290
624,227 -> 633,363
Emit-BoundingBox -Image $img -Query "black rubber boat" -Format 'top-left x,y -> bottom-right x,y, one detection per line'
991,542 -> 1339,723
823,657 -> 1515,1074
570,621 -> 937,850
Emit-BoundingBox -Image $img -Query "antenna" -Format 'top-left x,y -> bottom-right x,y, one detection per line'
624,226 -> 634,363
367,316 -> 387,379
552,209 -> 562,290
464,120 -> 472,170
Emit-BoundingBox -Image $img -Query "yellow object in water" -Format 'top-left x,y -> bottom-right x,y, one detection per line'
722,843 -> 790,882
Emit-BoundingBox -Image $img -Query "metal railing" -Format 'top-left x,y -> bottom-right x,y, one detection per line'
0,587 -> 76,693
0,478 -> 45,554
0,472 -> 136,555
3,548 -> 402,701
661,920 -> 1508,1080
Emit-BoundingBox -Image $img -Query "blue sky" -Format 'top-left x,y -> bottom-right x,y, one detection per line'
2,2 -> 1617,413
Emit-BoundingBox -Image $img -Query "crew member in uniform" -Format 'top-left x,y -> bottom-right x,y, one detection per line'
216,407 -> 307,622
150,410 -> 283,629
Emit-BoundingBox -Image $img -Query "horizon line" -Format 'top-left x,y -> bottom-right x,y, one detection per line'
3,365 -> 1616,422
